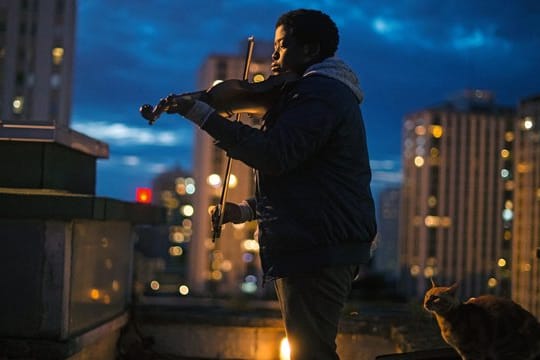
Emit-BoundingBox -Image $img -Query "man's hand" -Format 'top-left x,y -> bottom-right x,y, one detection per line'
165,95 -> 195,116
210,202 -> 244,227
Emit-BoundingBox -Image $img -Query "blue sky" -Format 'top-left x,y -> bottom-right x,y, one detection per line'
71,0 -> 540,202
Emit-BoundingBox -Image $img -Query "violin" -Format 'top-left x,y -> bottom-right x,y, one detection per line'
139,71 -> 299,125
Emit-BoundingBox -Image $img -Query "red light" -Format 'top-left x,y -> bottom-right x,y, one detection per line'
136,188 -> 152,204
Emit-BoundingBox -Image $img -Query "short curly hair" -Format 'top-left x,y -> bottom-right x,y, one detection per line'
275,9 -> 339,60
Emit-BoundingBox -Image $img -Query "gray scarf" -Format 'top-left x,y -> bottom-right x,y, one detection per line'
303,57 -> 364,104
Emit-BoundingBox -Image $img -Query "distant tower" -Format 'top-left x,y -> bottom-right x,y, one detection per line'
0,0 -> 75,127
189,41 -> 273,296
399,90 -> 515,299
374,187 -> 401,281
512,94 -> 540,318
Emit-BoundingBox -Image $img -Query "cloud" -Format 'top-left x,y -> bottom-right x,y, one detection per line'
71,121 -> 193,147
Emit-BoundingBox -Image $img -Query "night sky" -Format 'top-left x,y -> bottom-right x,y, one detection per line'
71,0 -> 540,202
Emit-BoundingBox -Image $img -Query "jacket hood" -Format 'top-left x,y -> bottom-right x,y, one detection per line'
303,57 -> 364,104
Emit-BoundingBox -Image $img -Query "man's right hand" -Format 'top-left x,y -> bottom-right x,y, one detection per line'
210,202 -> 244,227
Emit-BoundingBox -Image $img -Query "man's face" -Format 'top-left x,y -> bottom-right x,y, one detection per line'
271,25 -> 310,75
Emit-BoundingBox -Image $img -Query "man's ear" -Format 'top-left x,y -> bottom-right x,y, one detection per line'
303,43 -> 321,62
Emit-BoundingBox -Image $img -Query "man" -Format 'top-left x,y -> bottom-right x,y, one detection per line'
167,9 -> 377,359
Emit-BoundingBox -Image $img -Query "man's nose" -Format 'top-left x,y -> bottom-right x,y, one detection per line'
272,51 -> 279,61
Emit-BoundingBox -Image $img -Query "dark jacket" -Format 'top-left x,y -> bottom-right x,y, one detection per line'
201,58 -> 377,279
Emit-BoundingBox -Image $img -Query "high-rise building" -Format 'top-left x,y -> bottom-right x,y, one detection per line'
399,90 -> 515,299
373,187 -> 401,281
512,94 -> 540,317
0,0 -> 75,127
189,41 -> 273,296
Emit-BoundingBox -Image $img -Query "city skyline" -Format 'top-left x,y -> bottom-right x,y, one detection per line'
69,1 -> 540,201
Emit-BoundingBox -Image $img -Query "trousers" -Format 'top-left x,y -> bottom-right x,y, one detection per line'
274,265 -> 357,360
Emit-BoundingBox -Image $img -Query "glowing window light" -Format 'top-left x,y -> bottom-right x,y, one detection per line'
181,205 -> 194,217
52,47 -> 64,65
497,258 -> 507,267
242,253 -> 254,262
185,183 -> 196,194
523,117 -> 534,130
410,265 -> 420,277
112,280 -> 120,292
504,131 -> 514,142
500,149 -> 510,158
12,96 -> 24,114
423,266 -> 435,278
500,169 -> 510,179
179,285 -> 189,296
241,282 -> 257,293
280,337 -> 291,360
207,174 -> 221,187
89,288 -> 100,300
431,125 -> 443,138
487,277 -> 498,288
414,156 -> 425,167
502,209 -> 513,221
228,174 -> 238,188
414,125 -> 426,136
427,196 -> 437,208
425,216 -> 440,227
211,270 -> 223,280
150,280 -> 160,291
221,260 -> 233,272
503,230 -> 512,241
521,263 -> 532,272
171,232 -> 185,243
242,239 -> 260,252
169,246 -> 183,256
504,200 -> 513,209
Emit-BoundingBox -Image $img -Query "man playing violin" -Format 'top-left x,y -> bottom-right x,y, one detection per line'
167,9 -> 377,360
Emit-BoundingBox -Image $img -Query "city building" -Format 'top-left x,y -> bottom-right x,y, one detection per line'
189,40 -> 273,296
0,0 -> 75,127
512,94 -> 540,317
399,90 -> 515,299
373,187 -> 401,281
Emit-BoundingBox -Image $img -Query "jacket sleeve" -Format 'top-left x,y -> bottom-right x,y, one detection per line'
201,79 -> 339,175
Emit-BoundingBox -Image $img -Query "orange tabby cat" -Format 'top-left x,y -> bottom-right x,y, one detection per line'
424,282 -> 540,360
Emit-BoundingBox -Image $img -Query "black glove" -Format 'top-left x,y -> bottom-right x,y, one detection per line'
165,94 -> 195,116
211,202 -> 242,227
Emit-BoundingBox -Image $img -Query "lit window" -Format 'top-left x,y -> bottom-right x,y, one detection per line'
487,278 -> 497,288
500,149 -> 510,159
502,209 -> 513,221
52,47 -> 64,65
179,285 -> 189,296
414,125 -> 426,136
181,205 -> 194,217
12,96 -> 24,114
207,173 -> 221,187
414,156 -> 425,167
228,174 -> 238,188
497,258 -> 507,267
504,131 -> 514,142
150,280 -> 160,291
410,265 -> 420,277
169,246 -> 183,256
500,169 -> 510,179
522,117 -> 534,130
431,125 -> 443,138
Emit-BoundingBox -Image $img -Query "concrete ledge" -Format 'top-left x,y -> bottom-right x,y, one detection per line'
0,312 -> 128,360
0,191 -> 165,224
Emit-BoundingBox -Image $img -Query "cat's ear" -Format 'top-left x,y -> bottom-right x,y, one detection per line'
447,283 -> 458,294
430,277 -> 437,288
